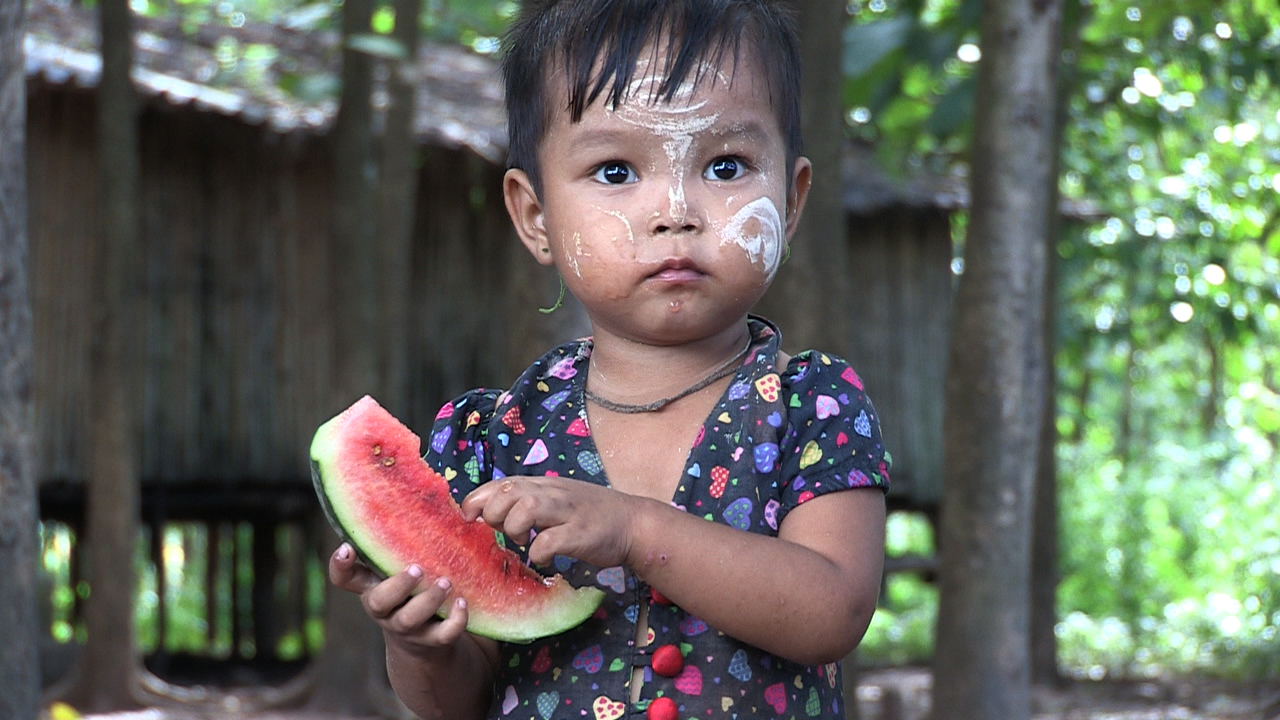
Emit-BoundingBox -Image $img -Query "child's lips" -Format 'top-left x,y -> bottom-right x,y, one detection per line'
649,260 -> 705,283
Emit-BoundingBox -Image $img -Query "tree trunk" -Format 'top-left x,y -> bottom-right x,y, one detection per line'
67,0 -> 146,709
1029,233 -> 1060,686
0,0 -> 43,716
758,0 -> 854,356
931,0 -> 1062,718
374,0 -> 423,407
330,0 -> 379,405
1031,2 -> 1078,683
783,3 -> 865,716
308,0 -> 386,709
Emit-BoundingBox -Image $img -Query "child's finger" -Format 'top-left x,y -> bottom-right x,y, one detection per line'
384,575 -> 452,634
526,525 -> 566,567
431,596 -> 471,645
459,478 -> 507,521
461,475 -> 545,522
469,479 -> 529,531
498,497 -> 546,547
329,543 -> 377,593
364,565 -> 426,619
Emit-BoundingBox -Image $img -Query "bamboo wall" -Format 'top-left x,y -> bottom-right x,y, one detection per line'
27,82 -> 577,498
845,207 -> 953,509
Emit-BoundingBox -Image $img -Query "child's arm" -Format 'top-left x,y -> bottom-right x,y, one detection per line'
461,479 -> 884,665
329,544 -> 501,719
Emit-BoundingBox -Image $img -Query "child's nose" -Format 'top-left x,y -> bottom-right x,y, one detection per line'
647,179 -> 703,235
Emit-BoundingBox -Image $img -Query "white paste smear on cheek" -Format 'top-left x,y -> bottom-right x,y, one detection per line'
604,209 -> 636,251
564,232 -> 584,278
720,197 -> 785,280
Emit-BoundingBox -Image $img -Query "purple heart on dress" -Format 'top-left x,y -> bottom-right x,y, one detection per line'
430,426 -> 452,454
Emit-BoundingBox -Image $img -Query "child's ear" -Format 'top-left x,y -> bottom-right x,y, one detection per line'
784,156 -> 813,239
504,168 -> 554,265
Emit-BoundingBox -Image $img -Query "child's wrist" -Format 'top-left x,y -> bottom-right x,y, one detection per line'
624,496 -> 673,573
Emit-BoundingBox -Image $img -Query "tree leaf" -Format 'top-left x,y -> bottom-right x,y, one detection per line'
843,16 -> 914,78
346,33 -> 408,60
925,75 -> 975,139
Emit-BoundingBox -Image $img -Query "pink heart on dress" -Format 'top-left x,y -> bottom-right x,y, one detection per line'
673,664 -> 702,695
815,394 -> 839,419
566,416 -> 590,437
841,366 -> 864,389
523,439 -> 549,465
764,682 -> 787,713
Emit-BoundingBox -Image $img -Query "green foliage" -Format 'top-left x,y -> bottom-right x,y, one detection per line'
860,513 -> 938,666
846,0 -> 1280,679
41,521 -> 325,664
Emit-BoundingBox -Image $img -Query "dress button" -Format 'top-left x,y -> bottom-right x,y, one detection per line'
651,644 -> 683,677
647,696 -> 678,720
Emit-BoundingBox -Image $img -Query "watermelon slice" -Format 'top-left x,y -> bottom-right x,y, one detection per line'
310,395 -> 604,642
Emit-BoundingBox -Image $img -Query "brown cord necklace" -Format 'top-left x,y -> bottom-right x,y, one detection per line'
583,340 -> 753,414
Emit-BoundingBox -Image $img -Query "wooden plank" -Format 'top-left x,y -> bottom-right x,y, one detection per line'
29,87 -> 97,485
845,208 -> 951,507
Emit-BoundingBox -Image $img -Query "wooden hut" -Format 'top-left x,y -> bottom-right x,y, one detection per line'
26,1 -> 583,685
841,145 -> 963,519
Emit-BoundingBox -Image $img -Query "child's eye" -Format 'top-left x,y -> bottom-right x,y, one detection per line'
593,162 -> 636,185
706,157 -> 747,181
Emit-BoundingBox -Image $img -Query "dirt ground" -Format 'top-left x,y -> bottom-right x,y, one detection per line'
57,667 -> 1280,720
854,667 -> 1280,720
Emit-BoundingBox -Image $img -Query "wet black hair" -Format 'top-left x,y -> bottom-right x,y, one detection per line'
501,0 -> 803,197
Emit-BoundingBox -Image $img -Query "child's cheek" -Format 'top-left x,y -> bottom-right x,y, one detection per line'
716,197 -> 785,280
560,231 -> 586,279
557,210 -> 639,279
601,209 -> 637,249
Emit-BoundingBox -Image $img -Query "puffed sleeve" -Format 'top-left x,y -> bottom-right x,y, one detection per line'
421,388 -> 503,504
775,351 -> 891,523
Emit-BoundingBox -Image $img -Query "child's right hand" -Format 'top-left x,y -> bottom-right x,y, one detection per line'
329,543 -> 501,719
328,542 -> 473,657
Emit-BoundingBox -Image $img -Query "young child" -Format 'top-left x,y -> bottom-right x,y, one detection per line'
329,0 -> 890,718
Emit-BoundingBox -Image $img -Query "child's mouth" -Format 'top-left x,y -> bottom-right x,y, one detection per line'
649,259 -> 705,283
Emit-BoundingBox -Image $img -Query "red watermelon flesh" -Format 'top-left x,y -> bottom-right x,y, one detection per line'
310,395 -> 604,643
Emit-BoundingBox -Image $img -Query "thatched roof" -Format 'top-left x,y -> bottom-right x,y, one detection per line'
24,0 -> 507,162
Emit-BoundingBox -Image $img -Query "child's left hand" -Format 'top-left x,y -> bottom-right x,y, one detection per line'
460,476 -> 642,568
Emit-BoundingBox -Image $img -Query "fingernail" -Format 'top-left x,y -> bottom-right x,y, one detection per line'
407,564 -> 423,579
436,577 -> 451,591
457,598 -> 467,610
337,544 -> 351,560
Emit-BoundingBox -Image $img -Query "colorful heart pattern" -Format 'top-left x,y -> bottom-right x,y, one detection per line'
673,664 -> 703,695
536,691 -> 559,719
596,565 -> 626,593
754,373 -> 781,402
573,645 -> 604,674
421,318 -> 887,719
764,682 -> 787,713
592,696 -> 625,720
709,466 -> 730,498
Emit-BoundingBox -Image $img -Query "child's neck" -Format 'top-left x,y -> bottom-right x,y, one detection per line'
585,321 -> 753,411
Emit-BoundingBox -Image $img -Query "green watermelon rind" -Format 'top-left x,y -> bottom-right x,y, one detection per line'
310,397 -> 605,644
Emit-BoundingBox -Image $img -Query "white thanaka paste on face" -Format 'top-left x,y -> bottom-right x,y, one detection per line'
563,232 -> 583,277
611,63 -> 727,227
603,209 -> 636,246
719,196 -> 786,280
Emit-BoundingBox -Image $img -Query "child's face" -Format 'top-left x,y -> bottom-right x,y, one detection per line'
504,51 -> 811,345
